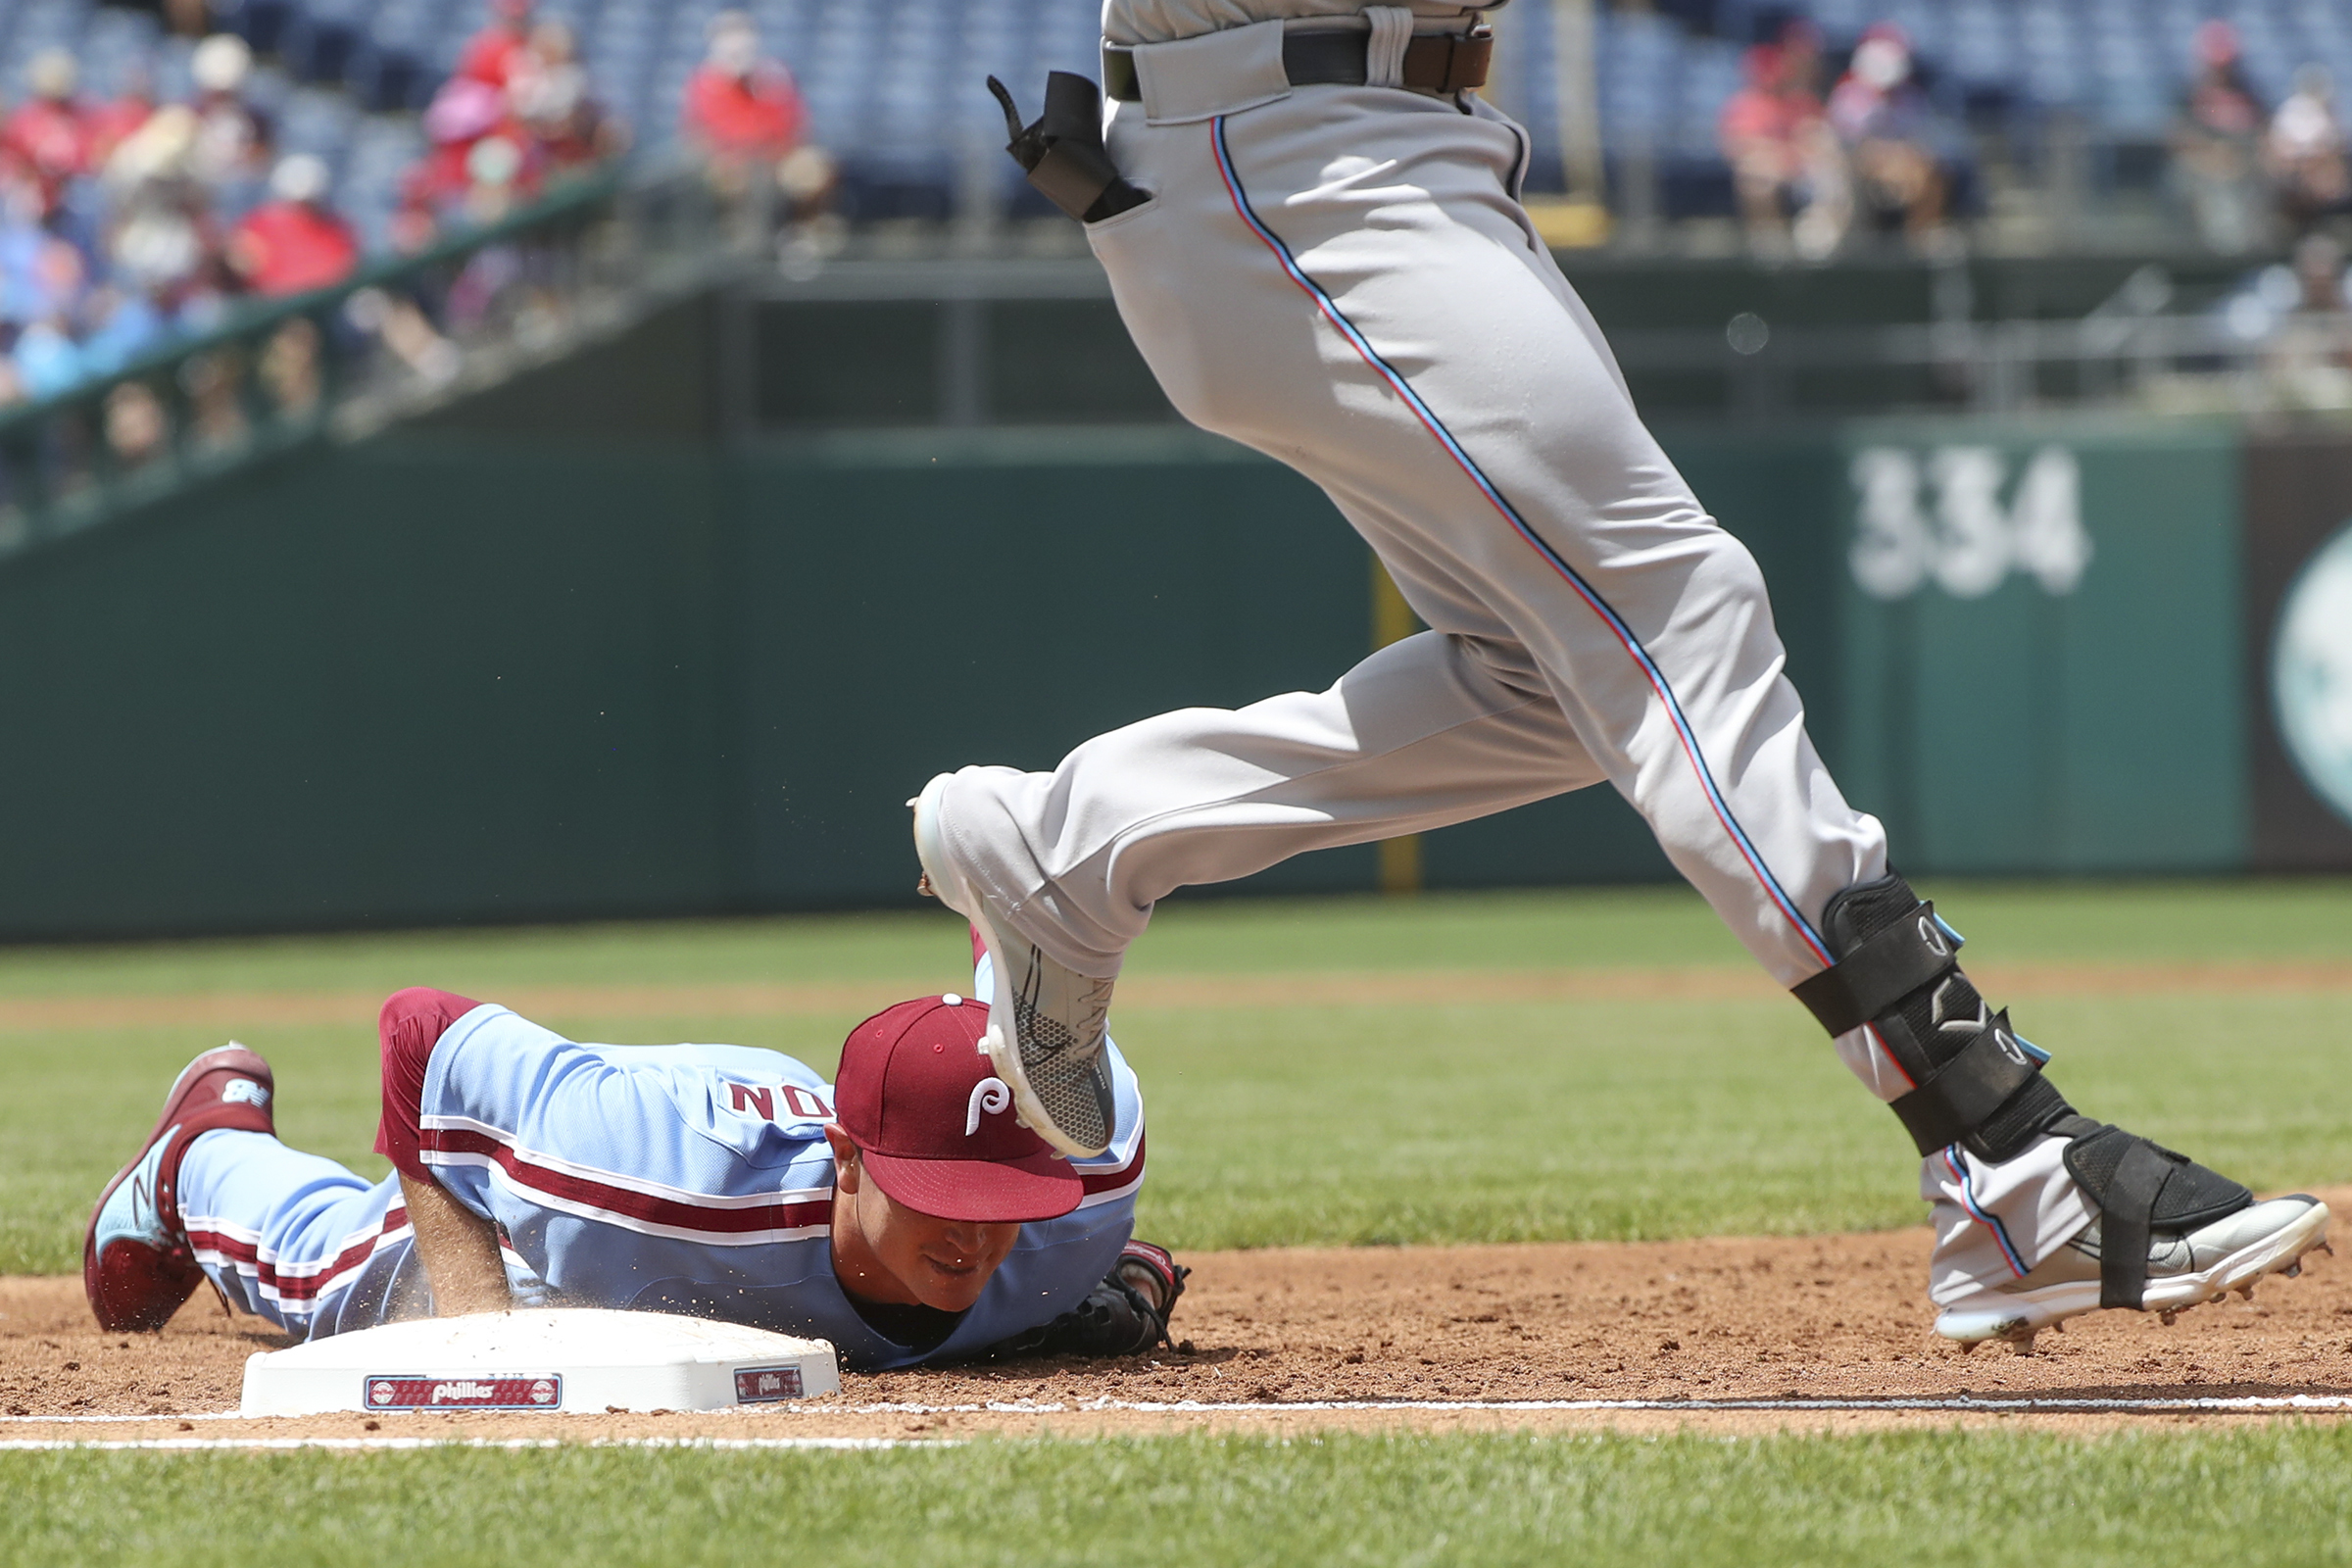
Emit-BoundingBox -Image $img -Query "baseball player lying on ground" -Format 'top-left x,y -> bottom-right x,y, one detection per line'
81,950 -> 1183,1368
923,0 -> 2332,1353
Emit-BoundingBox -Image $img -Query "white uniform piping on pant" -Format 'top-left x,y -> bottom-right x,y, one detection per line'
937,22 -> 2083,1294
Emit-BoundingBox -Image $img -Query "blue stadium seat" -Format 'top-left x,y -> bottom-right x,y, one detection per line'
24,0 -> 2352,246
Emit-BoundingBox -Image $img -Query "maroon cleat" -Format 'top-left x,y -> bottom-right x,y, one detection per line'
83,1045 -> 276,1333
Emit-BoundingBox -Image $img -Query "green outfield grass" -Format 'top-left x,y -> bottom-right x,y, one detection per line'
10,1427 -> 2352,1568
5,879 -> 2351,1273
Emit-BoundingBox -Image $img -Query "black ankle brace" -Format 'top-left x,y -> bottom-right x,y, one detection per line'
1795,875 -> 2262,1310
2045,1114 -> 2253,1306
1793,872 -> 2072,1161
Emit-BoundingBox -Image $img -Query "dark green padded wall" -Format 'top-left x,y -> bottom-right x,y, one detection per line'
1830,416 -> 2246,872
0,412 -> 2254,938
733,429 -> 1379,902
0,438 -> 732,938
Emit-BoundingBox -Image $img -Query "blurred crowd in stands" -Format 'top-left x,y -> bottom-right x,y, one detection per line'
2173,20 -> 2349,253
0,0 -> 826,410
1719,16 -> 2352,260
29,0 -> 2352,424
0,31 -> 307,401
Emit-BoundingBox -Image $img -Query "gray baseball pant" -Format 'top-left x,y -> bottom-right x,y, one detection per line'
926,24 -> 2085,1288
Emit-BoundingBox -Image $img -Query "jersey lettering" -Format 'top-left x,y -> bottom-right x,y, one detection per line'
725,1082 -> 832,1123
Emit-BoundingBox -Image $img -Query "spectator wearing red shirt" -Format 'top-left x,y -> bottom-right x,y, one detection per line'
1718,38 -> 1848,258
681,11 -> 833,215
395,74 -> 542,249
456,0 -> 535,90
682,13 -> 806,161
409,75 -> 512,205
228,154 -> 359,295
4,50 -> 99,209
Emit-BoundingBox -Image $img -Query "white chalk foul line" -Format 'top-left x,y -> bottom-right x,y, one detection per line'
799,1395 -> 2352,1416
0,1436 -> 947,1452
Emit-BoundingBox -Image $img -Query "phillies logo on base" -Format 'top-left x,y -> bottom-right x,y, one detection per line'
364,1375 -> 562,1410
733,1365 -> 805,1402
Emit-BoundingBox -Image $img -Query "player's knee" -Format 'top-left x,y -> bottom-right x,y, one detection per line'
1700,527 -> 1773,606
1683,527 -> 1789,644
375,988 -> 478,1184
377,988 -> 480,1059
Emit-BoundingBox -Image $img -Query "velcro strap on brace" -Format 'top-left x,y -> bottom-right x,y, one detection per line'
1799,873 -> 2065,1160
2095,1139 -> 2169,1309
1790,902 -> 1959,1037
987,73 -> 1152,223
2051,1114 -> 2254,1311
1886,1010 -> 2043,1155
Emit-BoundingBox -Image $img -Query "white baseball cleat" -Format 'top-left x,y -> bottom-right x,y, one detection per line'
1936,1195 -> 2331,1352
909,772 -> 1116,1159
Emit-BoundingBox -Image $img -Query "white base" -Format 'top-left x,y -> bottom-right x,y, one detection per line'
239,1309 -> 841,1417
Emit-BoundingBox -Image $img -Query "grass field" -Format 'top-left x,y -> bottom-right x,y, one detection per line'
6,878 -> 2352,1565
9,878 -> 2352,1272
9,1428 -> 2352,1567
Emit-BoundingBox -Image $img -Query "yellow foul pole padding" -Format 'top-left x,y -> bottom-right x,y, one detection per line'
1371,553 -> 1425,896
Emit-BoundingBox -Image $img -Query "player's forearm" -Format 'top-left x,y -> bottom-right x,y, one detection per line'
399,1174 -> 512,1316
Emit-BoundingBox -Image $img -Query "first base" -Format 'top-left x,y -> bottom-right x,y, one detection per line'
239,1309 -> 841,1417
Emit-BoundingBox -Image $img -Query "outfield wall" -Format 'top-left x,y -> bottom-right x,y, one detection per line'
0,413 -> 2344,938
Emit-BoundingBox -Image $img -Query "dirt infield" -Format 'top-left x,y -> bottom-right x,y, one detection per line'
10,1192 -> 2350,1445
1,959 -> 2349,1034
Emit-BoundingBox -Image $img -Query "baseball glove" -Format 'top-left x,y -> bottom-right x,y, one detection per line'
978,1240 -> 1190,1360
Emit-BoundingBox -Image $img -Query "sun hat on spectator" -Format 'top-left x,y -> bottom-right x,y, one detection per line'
707,11 -> 760,75
270,153 -> 330,205
1852,34 -> 1910,91
830,996 -> 1084,1225
27,49 -> 75,101
192,34 -> 250,95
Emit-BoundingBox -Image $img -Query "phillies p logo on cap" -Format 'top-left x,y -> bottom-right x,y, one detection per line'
831,996 -> 1085,1224
964,1076 -> 1012,1135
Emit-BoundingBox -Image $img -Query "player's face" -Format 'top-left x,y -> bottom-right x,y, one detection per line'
858,1182 -> 1021,1312
824,1130 -> 1020,1312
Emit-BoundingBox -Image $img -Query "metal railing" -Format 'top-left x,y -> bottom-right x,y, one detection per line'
0,158 -> 770,557
744,252 -> 2352,429
1605,306 -> 2352,421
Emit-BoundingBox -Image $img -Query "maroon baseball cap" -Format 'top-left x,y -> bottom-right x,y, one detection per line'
831,994 -> 1083,1224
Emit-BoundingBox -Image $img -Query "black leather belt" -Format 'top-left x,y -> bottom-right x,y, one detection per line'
1102,25 -> 1493,103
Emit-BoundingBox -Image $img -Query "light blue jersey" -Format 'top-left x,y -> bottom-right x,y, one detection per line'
179,985 -> 1145,1370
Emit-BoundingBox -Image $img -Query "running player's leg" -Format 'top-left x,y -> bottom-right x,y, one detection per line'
937,64 -> 2325,1329
935,626 -> 1603,971
945,83 -> 1879,1004
177,1135 -> 423,1339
